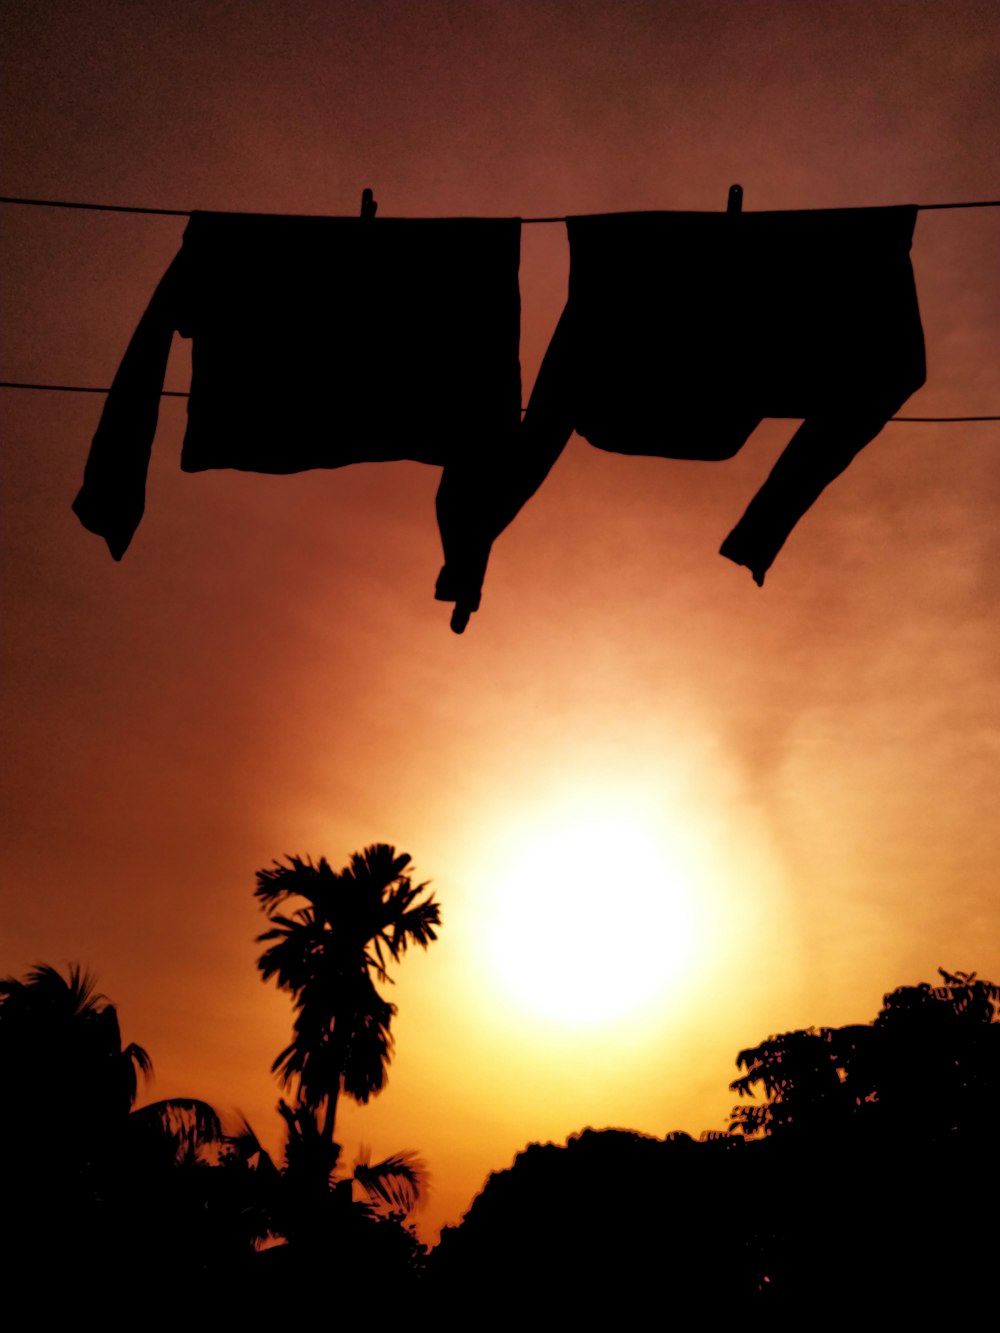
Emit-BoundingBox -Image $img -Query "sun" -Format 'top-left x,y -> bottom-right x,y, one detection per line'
483,798 -> 702,1027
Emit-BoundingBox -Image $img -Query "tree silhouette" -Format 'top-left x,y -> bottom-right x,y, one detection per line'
0,963 -> 224,1168
429,1128 -> 759,1319
727,967 -> 1000,1315
1,963 -> 150,1122
255,843 -> 440,1144
730,967 -> 1000,1142
432,967 -> 999,1319
0,963 -> 227,1304
246,843 -> 439,1300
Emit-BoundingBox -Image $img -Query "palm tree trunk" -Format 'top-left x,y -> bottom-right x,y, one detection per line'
320,1075 -> 341,1144
305,1018 -> 344,1148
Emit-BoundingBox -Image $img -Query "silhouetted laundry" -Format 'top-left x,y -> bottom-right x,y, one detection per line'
73,210 -> 522,624
515,206 -> 926,586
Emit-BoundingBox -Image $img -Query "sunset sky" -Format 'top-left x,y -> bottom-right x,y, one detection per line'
1,1 -> 998,1240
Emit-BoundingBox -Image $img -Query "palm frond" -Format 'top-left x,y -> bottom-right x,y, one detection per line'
124,1040 -> 154,1079
12,962 -> 107,1017
226,1116 -> 265,1162
347,845 -> 414,892
129,1097 -> 226,1166
353,1150 -> 425,1214
390,896 -> 441,952
255,855 -> 336,910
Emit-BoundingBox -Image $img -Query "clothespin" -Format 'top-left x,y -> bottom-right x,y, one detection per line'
727,183 -> 743,214
360,187 -> 378,219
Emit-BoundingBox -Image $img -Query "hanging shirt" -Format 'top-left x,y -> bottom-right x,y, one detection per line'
439,205 -> 926,600
73,210 -> 522,625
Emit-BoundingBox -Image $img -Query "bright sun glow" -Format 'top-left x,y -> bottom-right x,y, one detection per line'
484,798 -> 705,1027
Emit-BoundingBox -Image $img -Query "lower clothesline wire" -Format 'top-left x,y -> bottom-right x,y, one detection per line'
0,381 -> 996,422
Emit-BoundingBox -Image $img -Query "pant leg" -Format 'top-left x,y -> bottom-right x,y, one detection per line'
434,305 -> 577,633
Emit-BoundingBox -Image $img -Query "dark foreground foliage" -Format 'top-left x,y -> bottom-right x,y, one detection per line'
0,961 -> 427,1318
429,970 -> 999,1323
1,962 -> 996,1321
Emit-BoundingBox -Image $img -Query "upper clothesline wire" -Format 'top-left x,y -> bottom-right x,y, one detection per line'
2,191 -> 999,422
1,192 -> 1000,218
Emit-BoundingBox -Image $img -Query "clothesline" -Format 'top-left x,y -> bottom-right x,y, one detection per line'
3,193 -> 998,424
2,192 -> 1000,220
60,202 -> 988,622
0,380 -> 997,423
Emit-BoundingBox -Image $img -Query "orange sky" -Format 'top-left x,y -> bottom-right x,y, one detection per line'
2,1 -> 998,1239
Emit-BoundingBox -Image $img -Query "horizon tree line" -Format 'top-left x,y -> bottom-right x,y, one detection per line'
1,841 -> 996,1315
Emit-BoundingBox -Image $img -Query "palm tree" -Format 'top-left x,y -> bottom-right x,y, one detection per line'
254,843 -> 441,1146
0,962 -> 158,1202
0,962 -> 223,1158
0,963 -> 227,1296
229,1106 -> 424,1249
0,963 -> 151,1121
